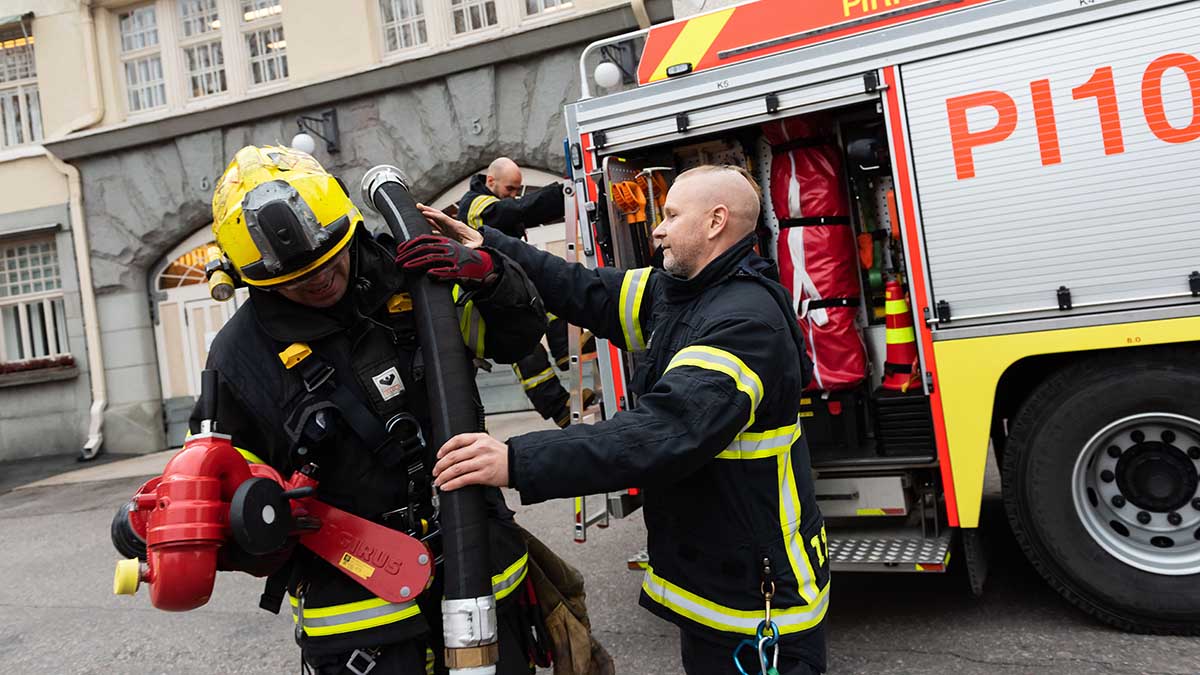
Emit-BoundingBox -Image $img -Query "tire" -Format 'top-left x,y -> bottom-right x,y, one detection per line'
1002,347 -> 1200,635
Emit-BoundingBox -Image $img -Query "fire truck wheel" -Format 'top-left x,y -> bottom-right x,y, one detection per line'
1003,347 -> 1200,635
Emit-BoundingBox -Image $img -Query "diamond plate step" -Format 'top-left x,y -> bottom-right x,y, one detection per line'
829,528 -> 955,573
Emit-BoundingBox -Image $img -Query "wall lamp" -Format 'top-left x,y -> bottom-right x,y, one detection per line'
291,109 -> 340,154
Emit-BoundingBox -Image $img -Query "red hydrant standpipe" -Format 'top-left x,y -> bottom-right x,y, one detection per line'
113,370 -> 434,612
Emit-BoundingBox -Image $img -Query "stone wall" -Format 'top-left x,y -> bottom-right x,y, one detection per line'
75,45 -> 586,454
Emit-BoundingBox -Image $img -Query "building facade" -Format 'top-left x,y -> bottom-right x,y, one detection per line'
0,0 -> 670,460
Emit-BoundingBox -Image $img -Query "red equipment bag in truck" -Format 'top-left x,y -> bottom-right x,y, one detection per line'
762,115 -> 866,391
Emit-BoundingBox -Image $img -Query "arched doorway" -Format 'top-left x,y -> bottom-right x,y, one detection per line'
151,227 -> 249,447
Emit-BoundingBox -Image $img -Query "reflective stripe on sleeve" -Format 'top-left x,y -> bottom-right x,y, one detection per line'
453,285 -> 487,358
641,565 -> 828,636
618,268 -> 652,352
716,417 -> 802,460
664,345 -> 763,427
289,595 -> 421,637
467,195 -> 499,229
491,552 -> 529,601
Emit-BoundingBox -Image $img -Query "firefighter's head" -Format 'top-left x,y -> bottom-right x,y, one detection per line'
211,145 -> 361,308
654,165 -> 760,279
485,157 -> 523,199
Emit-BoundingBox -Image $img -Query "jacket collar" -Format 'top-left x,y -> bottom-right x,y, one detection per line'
469,174 -> 494,198
250,233 -> 400,343
660,234 -> 759,303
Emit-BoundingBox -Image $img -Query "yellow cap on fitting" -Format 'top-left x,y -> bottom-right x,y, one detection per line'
113,558 -> 141,596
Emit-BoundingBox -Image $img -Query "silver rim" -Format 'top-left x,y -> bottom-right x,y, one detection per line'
1072,412 -> 1200,575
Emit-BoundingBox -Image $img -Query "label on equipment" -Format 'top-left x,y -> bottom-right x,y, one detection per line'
339,553 -> 376,579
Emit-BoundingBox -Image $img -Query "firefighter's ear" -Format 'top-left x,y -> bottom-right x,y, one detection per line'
707,204 -> 730,240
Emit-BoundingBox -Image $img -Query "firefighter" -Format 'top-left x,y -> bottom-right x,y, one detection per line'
195,145 -> 548,674
415,165 -> 830,675
458,157 -> 595,427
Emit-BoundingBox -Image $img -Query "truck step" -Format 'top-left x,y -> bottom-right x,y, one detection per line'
829,527 -> 954,573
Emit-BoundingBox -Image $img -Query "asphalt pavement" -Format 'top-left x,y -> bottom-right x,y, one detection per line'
0,412 -> 1195,674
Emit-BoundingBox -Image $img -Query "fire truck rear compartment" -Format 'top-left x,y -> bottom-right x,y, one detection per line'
593,103 -> 954,574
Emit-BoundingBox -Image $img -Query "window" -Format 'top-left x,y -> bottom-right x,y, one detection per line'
241,0 -> 287,85
0,22 -> 42,147
0,237 -> 68,362
524,0 -> 569,16
178,0 -> 226,99
451,0 -> 498,35
118,5 -> 167,112
380,0 -> 428,53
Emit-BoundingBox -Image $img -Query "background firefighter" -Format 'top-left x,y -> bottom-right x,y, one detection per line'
194,145 -> 548,674
457,157 -> 596,428
420,165 -> 830,674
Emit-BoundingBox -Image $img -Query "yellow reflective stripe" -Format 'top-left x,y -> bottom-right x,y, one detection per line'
716,417 -> 802,460
467,195 -> 499,229
453,285 -> 487,359
520,367 -> 557,391
618,268 -> 652,351
425,647 -> 435,675
885,299 -> 908,315
886,326 -> 915,344
641,566 -> 828,635
665,345 -> 763,428
492,552 -> 529,601
647,9 -> 736,83
778,447 -> 819,604
288,595 -> 422,637
235,447 -> 268,465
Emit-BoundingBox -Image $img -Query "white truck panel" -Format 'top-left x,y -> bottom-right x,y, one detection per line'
902,2 -> 1200,322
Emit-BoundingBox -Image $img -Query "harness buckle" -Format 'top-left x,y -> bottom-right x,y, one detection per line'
346,648 -> 378,675
302,364 -> 335,392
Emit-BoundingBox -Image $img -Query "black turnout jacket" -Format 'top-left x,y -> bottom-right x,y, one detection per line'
483,227 -> 829,671
192,231 -> 545,655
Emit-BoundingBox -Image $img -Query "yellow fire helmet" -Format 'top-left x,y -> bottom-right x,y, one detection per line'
211,145 -> 361,287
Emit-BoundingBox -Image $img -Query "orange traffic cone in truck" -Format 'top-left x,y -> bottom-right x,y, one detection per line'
881,279 -> 921,392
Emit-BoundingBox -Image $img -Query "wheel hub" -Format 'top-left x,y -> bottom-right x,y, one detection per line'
1115,441 -> 1199,512
1072,413 -> 1200,576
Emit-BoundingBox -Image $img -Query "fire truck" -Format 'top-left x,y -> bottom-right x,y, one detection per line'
557,0 -> 1200,635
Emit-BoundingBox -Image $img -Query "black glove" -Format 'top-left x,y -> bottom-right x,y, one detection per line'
395,234 -> 498,289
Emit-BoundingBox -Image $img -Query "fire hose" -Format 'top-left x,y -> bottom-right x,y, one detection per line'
361,165 -> 498,674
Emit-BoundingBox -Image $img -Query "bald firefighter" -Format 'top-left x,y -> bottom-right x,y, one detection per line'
458,157 -> 594,427
426,165 -> 829,674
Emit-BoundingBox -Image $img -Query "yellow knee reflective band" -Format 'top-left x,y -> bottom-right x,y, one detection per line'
289,595 -> 422,637
641,566 -> 828,635
665,345 -> 763,427
716,417 -> 802,460
467,195 -> 499,229
520,367 -> 557,391
886,327 -> 915,344
618,268 -> 652,351
492,553 -> 529,601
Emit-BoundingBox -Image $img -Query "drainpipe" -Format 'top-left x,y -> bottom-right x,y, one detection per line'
630,0 -> 651,28
46,1 -> 107,460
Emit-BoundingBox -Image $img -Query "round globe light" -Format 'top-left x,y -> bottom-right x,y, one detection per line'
290,132 -> 317,155
594,61 -> 623,90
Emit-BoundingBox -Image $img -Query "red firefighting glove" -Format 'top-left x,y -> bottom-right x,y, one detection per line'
395,234 -> 498,289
